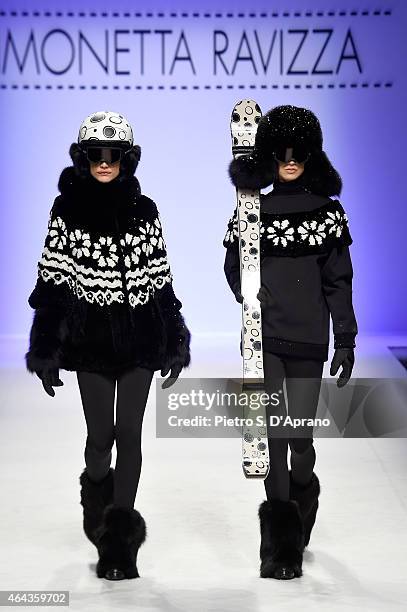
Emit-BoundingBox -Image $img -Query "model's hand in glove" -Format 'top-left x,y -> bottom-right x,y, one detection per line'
233,284 -> 274,306
36,367 -> 64,397
330,348 -> 354,388
257,285 -> 274,307
161,362 -> 183,390
232,282 -> 243,304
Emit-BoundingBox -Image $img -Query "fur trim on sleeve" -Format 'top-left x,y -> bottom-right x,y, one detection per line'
153,284 -> 191,369
25,306 -> 69,373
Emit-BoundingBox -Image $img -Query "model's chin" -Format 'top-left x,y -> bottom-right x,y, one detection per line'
94,175 -> 115,183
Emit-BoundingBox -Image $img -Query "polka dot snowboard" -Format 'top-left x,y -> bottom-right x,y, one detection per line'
230,100 -> 270,479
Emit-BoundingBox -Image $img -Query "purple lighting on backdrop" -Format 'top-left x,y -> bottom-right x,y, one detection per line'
0,0 -> 406,349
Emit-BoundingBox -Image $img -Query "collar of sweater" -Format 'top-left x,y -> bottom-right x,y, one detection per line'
54,166 -> 145,232
57,166 -> 141,210
271,174 -> 310,195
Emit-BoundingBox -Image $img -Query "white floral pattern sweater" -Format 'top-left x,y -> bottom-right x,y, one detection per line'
39,201 -> 172,309
223,182 -> 358,361
223,198 -> 352,255
26,167 -> 190,374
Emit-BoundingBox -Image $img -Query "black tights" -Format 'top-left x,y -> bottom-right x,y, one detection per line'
76,365 -> 154,509
263,351 -> 324,502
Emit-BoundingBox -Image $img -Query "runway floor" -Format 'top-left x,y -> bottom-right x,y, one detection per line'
0,334 -> 406,612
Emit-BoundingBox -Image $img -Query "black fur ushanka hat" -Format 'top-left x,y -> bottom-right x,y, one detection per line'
229,104 -> 342,197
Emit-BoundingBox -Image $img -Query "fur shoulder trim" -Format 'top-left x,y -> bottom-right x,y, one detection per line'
57,166 -> 77,194
56,165 -> 142,202
135,195 -> 159,221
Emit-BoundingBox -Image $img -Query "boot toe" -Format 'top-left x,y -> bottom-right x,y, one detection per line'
274,565 -> 295,580
105,568 -> 125,580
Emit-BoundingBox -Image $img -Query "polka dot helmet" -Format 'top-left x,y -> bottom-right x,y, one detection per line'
78,110 -> 134,149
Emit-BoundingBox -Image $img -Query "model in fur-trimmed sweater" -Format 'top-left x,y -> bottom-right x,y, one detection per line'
25,166 -> 191,375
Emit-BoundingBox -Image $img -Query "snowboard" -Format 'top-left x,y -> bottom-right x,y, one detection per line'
230,100 -> 270,479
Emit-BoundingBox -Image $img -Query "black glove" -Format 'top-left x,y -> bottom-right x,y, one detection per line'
257,285 -> 274,307
232,283 -> 243,304
161,362 -> 183,389
234,284 -> 273,306
36,367 -> 64,397
330,348 -> 354,388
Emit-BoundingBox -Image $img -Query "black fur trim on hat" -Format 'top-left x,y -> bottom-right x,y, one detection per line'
301,150 -> 342,197
229,153 -> 277,191
121,144 -> 141,177
228,104 -> 342,196
69,143 -> 90,179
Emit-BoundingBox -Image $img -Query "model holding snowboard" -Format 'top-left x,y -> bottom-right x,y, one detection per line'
223,105 -> 358,579
25,111 -> 191,580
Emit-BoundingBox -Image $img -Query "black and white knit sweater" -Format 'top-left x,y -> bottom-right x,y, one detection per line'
223,175 -> 358,361
25,167 -> 191,374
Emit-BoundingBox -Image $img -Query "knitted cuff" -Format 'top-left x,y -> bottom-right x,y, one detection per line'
334,333 -> 356,349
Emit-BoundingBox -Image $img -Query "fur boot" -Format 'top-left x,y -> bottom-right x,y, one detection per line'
79,468 -> 114,546
289,470 -> 321,547
94,504 -> 146,580
258,498 -> 304,579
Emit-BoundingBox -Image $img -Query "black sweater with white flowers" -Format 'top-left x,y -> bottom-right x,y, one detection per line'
223,176 -> 358,361
25,167 -> 191,375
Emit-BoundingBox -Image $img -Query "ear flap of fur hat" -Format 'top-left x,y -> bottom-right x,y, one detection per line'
228,153 -> 276,190
303,150 -> 342,197
69,142 -> 90,179
120,144 -> 141,178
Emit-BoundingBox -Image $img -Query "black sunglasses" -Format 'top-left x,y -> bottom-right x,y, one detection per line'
85,146 -> 126,164
273,145 -> 310,164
